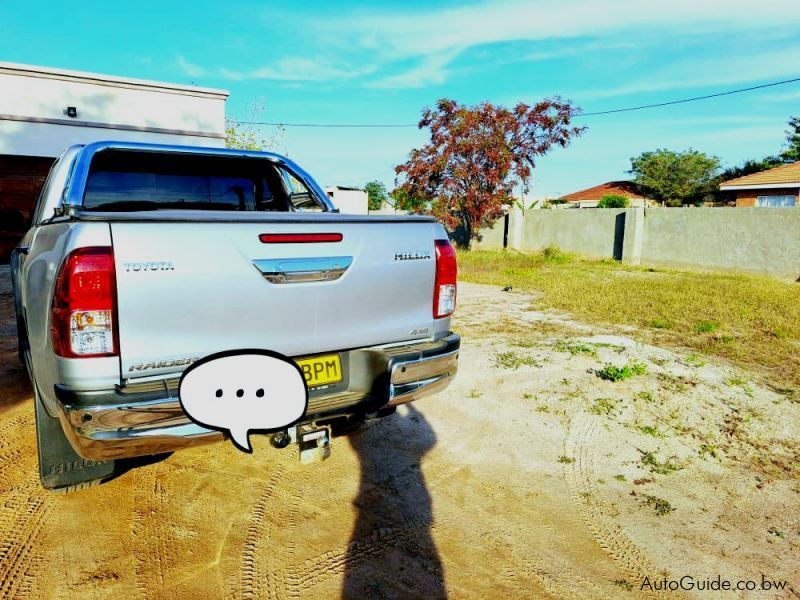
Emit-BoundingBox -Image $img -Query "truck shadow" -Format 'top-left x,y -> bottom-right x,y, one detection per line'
343,404 -> 446,599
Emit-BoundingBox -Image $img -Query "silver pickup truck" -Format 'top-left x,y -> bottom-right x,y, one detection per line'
11,141 -> 459,492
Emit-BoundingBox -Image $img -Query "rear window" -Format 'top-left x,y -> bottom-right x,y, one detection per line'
82,150 -> 323,212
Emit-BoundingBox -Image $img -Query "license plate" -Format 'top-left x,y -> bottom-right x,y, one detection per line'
295,354 -> 342,388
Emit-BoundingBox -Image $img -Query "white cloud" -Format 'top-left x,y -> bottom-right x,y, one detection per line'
176,55 -> 207,78
219,57 -> 375,82
572,45 -> 800,101
760,90 -> 800,103
365,50 -> 461,89
329,0 -> 800,62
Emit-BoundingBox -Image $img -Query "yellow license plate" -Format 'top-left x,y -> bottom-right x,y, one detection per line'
295,354 -> 342,388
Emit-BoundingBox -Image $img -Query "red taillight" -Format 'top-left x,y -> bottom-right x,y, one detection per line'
433,239 -> 457,318
259,233 -> 343,243
51,247 -> 118,358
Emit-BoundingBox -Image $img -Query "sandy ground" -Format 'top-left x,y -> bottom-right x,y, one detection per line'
0,272 -> 798,599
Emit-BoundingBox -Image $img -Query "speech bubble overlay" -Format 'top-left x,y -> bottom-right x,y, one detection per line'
179,349 -> 309,453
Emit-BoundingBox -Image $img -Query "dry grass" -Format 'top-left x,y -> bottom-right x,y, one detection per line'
458,249 -> 800,390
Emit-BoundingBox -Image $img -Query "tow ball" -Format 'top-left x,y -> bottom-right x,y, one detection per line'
271,425 -> 331,464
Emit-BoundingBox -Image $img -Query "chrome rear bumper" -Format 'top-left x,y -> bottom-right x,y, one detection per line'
55,333 -> 460,461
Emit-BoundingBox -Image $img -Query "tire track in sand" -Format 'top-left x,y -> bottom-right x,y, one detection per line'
0,409 -> 51,600
564,413 -> 680,599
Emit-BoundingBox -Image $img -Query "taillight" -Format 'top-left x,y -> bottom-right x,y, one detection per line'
433,239 -> 457,318
51,247 -> 118,358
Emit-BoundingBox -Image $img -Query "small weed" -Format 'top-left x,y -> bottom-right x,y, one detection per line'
522,392 -> 534,400
638,449 -> 681,475
542,244 -> 572,264
557,455 -> 575,464
699,444 -> 719,459
713,333 -> 735,344
590,342 -> 627,353
636,424 -> 662,437
554,341 -> 597,357
767,527 -> 785,538
596,362 -> 648,382
535,405 -> 551,413
494,351 -> 540,370
695,321 -> 718,334
684,353 -> 707,367
589,397 -> 621,416
727,376 -> 755,397
771,329 -> 788,339
613,579 -> 634,591
613,474 -> 627,482
641,494 -> 675,516
633,477 -> 654,485
634,390 -> 656,403
650,318 -> 673,330
469,389 -> 482,399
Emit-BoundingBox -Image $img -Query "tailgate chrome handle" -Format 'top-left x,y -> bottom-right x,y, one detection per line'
253,256 -> 353,284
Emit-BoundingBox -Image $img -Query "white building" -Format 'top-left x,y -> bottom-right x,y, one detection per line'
324,186 -> 368,214
0,62 -> 228,261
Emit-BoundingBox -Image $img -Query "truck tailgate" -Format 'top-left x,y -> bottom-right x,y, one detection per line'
111,219 -> 440,379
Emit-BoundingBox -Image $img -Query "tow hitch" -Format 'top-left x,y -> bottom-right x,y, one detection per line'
271,425 -> 331,464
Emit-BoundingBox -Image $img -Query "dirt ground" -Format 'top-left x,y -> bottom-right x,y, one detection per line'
0,272 -> 798,599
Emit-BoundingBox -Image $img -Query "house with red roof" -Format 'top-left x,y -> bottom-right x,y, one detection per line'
719,161 -> 800,207
559,181 -> 654,208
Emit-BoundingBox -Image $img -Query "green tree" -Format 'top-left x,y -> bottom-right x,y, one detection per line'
363,181 -> 389,211
629,149 -> 720,207
225,101 -> 284,151
780,116 -> 800,163
597,194 -> 630,208
719,156 -> 784,182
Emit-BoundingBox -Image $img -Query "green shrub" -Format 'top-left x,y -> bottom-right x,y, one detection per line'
597,194 -> 630,208
542,244 -> 572,263
649,318 -> 674,329
596,362 -> 648,381
695,321 -> 717,334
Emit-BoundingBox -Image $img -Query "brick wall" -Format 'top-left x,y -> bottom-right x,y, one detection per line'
734,187 -> 799,207
0,154 -> 55,262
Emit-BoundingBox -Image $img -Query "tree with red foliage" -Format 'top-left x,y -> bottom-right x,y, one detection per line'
394,98 -> 584,246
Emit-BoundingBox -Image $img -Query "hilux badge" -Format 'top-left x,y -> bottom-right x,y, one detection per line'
394,251 -> 431,261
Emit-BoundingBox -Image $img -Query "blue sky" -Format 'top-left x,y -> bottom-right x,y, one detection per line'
2,0 -> 800,197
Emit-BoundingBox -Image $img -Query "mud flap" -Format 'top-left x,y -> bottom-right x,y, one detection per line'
34,389 -> 115,491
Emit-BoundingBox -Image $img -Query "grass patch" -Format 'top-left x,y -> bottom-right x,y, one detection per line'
557,455 -> 576,464
596,362 -> 647,382
458,250 -> 800,389
493,351 -> 541,370
636,424 -> 662,437
638,449 -> 681,475
589,397 -> 621,416
684,353 -> 707,367
613,474 -> 627,482
650,318 -> 674,329
695,321 -> 717,334
542,244 -> 572,264
641,494 -> 675,516
613,579 -> 634,592
554,341 -> 597,357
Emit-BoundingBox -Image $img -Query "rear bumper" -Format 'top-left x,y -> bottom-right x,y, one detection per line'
54,333 -> 460,461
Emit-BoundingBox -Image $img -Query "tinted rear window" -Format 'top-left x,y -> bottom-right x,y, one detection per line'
82,150 -> 316,212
